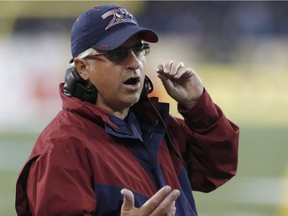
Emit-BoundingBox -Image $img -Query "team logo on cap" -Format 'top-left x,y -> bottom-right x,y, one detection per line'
102,8 -> 137,30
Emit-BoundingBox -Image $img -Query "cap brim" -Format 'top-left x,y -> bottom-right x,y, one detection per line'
92,25 -> 158,51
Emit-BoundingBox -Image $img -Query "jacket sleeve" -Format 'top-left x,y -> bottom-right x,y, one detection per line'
25,140 -> 96,215
169,89 -> 239,192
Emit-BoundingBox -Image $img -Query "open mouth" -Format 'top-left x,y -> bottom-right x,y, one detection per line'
124,77 -> 140,85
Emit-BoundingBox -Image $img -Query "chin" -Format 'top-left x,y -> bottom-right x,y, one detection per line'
123,94 -> 141,107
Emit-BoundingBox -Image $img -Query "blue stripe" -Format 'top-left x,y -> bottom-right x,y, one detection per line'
176,169 -> 198,216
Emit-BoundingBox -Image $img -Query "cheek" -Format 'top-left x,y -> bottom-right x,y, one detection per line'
89,70 -> 120,93
88,68 -> 99,86
92,75 -> 111,91
87,67 -> 105,90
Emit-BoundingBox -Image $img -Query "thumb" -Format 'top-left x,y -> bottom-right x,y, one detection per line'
121,188 -> 135,212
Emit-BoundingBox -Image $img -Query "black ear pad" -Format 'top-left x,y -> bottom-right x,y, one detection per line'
64,67 -> 83,96
64,67 -> 98,104
140,76 -> 154,99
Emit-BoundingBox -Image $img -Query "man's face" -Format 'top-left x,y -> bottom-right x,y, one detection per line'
86,36 -> 146,113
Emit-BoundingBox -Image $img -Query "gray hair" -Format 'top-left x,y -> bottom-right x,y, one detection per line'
69,48 -> 97,67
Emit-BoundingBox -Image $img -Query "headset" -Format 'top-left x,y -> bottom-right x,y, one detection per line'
63,66 -> 186,167
64,66 -> 153,103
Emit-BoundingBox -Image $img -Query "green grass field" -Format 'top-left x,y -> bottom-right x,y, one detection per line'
1,63 -> 287,216
194,127 -> 288,216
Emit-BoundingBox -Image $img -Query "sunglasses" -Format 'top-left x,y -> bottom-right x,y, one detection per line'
85,43 -> 150,63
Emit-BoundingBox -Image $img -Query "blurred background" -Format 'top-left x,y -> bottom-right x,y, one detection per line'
0,1 -> 287,215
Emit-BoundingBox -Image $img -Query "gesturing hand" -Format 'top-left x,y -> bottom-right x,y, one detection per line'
156,60 -> 204,109
120,186 -> 180,216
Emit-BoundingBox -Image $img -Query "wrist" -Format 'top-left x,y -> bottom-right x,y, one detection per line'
178,100 -> 198,110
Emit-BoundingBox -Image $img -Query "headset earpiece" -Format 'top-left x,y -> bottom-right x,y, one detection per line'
64,66 -> 98,104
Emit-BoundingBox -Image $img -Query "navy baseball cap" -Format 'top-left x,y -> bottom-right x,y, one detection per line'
70,4 -> 158,59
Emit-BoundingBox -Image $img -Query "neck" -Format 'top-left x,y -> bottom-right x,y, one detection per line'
96,104 -> 130,120
110,109 -> 130,120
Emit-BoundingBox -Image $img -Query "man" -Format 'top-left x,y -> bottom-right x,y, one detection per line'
16,4 -> 239,216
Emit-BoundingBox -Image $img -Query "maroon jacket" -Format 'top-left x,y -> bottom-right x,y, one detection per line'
16,84 -> 239,215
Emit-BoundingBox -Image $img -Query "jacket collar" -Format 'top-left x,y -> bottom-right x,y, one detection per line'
59,83 -> 170,129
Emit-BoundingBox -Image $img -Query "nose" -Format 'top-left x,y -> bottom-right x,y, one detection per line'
126,50 -> 141,71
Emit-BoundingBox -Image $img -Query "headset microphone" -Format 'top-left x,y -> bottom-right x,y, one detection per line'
140,76 -> 154,99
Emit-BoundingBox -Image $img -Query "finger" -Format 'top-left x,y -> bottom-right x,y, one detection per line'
173,67 -> 195,80
169,201 -> 175,213
176,61 -> 184,71
156,64 -> 164,74
171,205 -> 176,216
150,189 -> 180,216
121,188 -> 135,212
165,201 -> 176,216
170,61 -> 184,77
157,63 -> 173,85
157,72 -> 170,82
163,60 -> 174,74
140,186 -> 171,214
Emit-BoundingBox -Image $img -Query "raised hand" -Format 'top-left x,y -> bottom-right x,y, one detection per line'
156,60 -> 204,109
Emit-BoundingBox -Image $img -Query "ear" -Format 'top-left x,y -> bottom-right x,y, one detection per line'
74,58 -> 90,80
